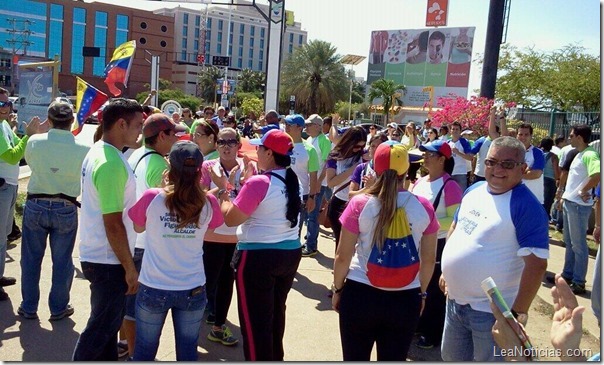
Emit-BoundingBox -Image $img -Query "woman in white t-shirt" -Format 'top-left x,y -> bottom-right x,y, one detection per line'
332,142 -> 439,361
128,141 -> 223,361
200,128 -> 256,347
218,129 -> 302,361
326,126 -> 367,250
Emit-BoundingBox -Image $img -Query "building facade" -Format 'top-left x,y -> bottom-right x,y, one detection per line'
0,0 -> 174,97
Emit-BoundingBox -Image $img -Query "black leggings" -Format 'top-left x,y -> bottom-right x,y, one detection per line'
416,237 -> 447,345
339,280 -> 421,361
327,196 -> 348,251
203,241 -> 236,327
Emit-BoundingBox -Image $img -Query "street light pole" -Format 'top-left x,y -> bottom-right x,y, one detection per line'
340,54 -> 365,122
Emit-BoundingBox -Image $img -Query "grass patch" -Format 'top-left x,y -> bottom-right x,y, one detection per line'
14,192 -> 26,227
549,226 -> 598,253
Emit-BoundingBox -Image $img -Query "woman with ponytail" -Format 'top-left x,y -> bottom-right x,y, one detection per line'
219,129 -> 302,361
332,141 -> 439,361
128,141 -> 223,361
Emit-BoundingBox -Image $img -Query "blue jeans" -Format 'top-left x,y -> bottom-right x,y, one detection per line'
304,186 -> 330,251
134,283 -> 207,361
451,174 -> 467,193
592,246 -> 601,325
298,194 -> 309,238
72,262 -> 127,361
0,184 -> 17,288
441,298 -> 501,361
562,200 -> 592,285
20,199 -> 78,314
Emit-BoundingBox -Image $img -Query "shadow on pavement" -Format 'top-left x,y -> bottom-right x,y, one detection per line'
292,272 -> 332,311
18,318 -> 79,361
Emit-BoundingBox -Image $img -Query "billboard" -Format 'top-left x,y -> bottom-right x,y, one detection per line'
367,27 -> 475,107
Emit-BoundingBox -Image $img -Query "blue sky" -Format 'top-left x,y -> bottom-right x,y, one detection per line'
91,0 -> 601,94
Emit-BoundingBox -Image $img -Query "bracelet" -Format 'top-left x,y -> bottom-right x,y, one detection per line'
419,292 -> 427,299
331,283 -> 344,294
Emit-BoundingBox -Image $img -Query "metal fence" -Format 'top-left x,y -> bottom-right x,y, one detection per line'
508,109 -> 600,143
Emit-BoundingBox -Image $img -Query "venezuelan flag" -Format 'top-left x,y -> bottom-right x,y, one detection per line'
104,40 -> 136,96
75,77 -> 108,136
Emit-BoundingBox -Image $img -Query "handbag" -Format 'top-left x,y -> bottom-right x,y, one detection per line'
319,181 -> 351,229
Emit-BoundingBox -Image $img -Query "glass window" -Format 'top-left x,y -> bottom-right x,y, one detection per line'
218,31 -> 222,41
249,48 -> 253,58
183,25 -> 188,37
194,40 -> 199,51
248,59 -> 252,68
289,44 -> 293,53
260,39 -> 264,49
50,3 -> 63,19
117,14 -> 128,29
206,30 -> 211,41
195,15 -> 200,26
249,38 -> 254,47
207,18 -> 212,28
239,23 -> 244,33
218,19 -> 223,30
260,28 -> 265,38
217,43 -> 222,54
230,22 -> 233,33
93,11 -> 108,76
183,13 -> 189,24
250,26 -> 255,36
259,60 -> 263,71
237,58 -> 242,68
229,33 -> 233,45
116,15 -> 128,46
181,50 -> 187,61
239,35 -> 243,45
71,8 -> 86,74
228,45 -> 232,55
49,5 -> 63,70
259,50 -> 264,60
182,38 -> 187,49
289,33 -> 293,42
238,47 -> 243,57
299,34 -> 303,44
205,41 -> 210,53
194,28 -> 200,38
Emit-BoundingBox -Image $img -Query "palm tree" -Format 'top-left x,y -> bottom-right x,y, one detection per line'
197,66 -> 224,104
367,78 -> 406,124
238,68 -> 265,94
280,40 -> 349,115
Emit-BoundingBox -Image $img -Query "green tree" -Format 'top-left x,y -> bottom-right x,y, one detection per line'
280,40 -> 349,115
241,96 -> 264,119
197,66 -> 224,104
367,78 -> 406,124
238,69 -> 265,93
496,44 -> 600,112
135,88 -> 202,112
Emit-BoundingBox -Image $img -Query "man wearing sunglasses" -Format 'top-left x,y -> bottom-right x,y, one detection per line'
440,136 -> 549,361
284,115 -> 320,241
0,89 -> 44,301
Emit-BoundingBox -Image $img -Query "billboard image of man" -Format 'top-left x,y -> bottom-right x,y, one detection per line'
428,31 -> 446,64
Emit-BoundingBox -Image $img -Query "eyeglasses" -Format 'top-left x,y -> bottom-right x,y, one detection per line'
392,133 -> 401,137
217,138 -> 238,147
194,132 -> 207,138
0,101 -> 12,108
484,159 -> 523,169
352,143 -> 365,151
423,152 -> 441,158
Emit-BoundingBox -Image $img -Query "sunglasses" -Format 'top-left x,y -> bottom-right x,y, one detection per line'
217,138 -> 238,147
194,132 -> 207,138
0,101 -> 12,108
392,133 -> 401,137
484,159 -> 523,169
352,143 -> 365,151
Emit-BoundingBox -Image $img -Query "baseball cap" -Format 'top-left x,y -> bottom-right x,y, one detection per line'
305,114 -> 323,127
419,139 -> 452,159
47,100 -> 74,122
387,122 -> 398,129
373,141 -> 410,176
249,129 -> 294,156
260,123 -> 280,135
285,114 -> 305,127
461,129 -> 474,136
143,113 -> 188,138
169,141 -> 203,174
217,106 -> 226,111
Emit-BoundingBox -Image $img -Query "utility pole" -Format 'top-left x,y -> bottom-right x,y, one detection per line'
479,0 -> 507,99
6,18 -> 34,95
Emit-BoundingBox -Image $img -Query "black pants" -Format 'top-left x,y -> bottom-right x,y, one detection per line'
203,241 -> 236,327
233,248 -> 301,361
543,177 -> 557,220
327,196 -> 348,250
339,280 -> 421,361
416,237 -> 447,345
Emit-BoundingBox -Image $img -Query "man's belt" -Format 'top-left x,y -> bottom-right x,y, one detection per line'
26,193 -> 81,208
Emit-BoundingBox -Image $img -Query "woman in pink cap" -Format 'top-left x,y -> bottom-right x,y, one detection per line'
219,129 -> 302,361
332,141 -> 439,361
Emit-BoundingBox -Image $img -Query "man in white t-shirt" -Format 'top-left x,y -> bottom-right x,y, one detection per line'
285,114 -> 320,238
516,123 -> 545,203
440,136 -> 549,361
73,98 -> 144,361
447,122 -> 472,191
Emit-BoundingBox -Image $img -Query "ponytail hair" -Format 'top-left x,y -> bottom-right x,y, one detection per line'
273,152 -> 301,228
164,167 -> 206,229
444,157 -> 455,175
365,169 -> 403,251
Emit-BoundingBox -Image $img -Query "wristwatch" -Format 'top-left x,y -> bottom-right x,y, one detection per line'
217,188 -> 229,199
331,283 -> 344,294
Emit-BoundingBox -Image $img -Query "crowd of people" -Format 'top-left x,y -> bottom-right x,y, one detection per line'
0,89 -> 600,361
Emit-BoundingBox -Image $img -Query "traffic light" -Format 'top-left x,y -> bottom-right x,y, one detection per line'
260,83 -> 265,99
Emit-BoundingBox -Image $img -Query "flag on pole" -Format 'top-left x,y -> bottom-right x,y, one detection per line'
75,76 -> 109,136
103,40 -> 136,96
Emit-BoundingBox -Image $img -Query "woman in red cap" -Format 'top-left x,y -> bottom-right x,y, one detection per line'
219,129 -> 302,361
332,141 -> 439,361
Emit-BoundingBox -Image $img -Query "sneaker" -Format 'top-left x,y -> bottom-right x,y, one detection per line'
205,313 -> 215,325
117,341 -> 129,358
570,283 -> 587,295
49,304 -> 74,321
301,248 -> 317,257
17,307 -> 39,320
0,276 -> 16,287
416,336 -> 434,350
208,325 -> 239,346
546,275 -> 571,285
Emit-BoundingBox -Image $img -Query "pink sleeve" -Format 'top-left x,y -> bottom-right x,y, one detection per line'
128,188 -> 162,227
232,175 -> 270,215
200,160 -> 215,189
416,195 -> 440,235
443,176 -> 463,207
206,194 -> 224,229
339,194 -> 370,234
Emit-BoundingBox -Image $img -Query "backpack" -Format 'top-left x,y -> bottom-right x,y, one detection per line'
366,195 -> 420,288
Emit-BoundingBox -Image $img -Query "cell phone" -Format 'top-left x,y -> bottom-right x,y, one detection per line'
190,286 -> 204,296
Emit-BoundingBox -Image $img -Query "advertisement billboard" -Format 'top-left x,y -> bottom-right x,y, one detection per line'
367,27 -> 475,107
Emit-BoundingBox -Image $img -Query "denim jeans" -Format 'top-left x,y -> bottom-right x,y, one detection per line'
0,184 -> 17,288
441,298 -> 501,361
20,199 -> 78,314
451,174 -> 467,193
562,200 -> 592,285
72,262 -> 127,361
133,283 -> 207,361
297,194 -> 309,238
304,186 -> 330,251
124,248 -> 145,321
